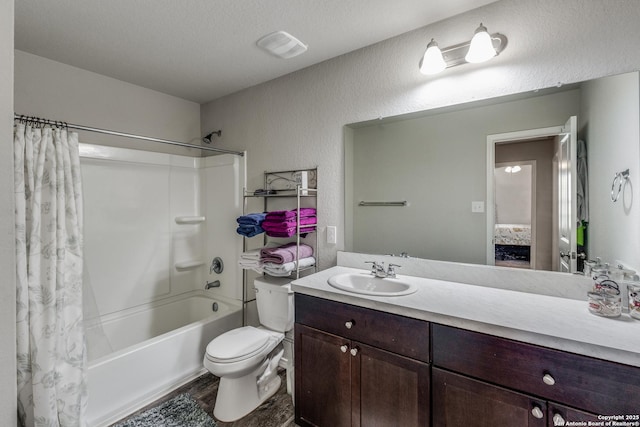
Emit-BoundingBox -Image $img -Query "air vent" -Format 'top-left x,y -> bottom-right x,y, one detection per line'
256,31 -> 308,59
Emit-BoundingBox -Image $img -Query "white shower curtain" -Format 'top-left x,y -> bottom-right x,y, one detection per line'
14,123 -> 87,427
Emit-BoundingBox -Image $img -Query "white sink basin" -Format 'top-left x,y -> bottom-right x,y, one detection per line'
327,273 -> 418,296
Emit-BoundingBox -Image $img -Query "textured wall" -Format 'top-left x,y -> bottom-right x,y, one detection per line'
14,50 -> 201,155
0,0 -> 16,424
201,0 -> 640,269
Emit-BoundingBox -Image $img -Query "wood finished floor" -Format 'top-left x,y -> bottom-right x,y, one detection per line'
111,369 -> 295,427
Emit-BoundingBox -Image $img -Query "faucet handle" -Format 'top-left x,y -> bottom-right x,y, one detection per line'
386,263 -> 401,277
364,261 -> 384,274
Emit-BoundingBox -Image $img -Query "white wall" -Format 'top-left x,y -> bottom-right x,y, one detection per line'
581,72 -> 640,271
0,0 -> 16,424
201,0 -> 640,269
14,50 -> 201,156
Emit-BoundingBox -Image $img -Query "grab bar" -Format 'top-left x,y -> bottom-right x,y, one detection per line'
358,201 -> 407,207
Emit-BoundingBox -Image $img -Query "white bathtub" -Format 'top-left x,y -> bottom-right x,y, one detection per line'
86,291 -> 242,426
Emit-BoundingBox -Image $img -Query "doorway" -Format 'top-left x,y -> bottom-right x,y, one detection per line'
486,125 -> 567,271
494,161 -> 536,269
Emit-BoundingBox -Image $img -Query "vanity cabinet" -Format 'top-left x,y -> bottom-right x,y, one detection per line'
432,324 -> 639,425
294,294 -> 430,427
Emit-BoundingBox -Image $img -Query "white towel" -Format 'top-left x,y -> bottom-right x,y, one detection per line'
263,256 -> 315,277
240,250 -> 261,260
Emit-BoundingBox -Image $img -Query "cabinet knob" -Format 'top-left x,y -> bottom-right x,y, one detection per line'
350,348 -> 358,356
345,320 -> 354,329
553,413 -> 566,425
340,345 -> 348,353
531,406 -> 544,419
542,373 -> 556,386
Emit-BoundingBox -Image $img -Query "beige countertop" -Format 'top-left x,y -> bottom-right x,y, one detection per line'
292,265 -> 640,368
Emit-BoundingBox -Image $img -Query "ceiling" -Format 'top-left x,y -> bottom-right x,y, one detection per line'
14,0 -> 496,104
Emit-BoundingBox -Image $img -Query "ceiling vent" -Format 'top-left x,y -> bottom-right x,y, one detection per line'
256,31 -> 308,59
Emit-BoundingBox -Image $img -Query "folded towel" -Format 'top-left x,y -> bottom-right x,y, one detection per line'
265,208 -> 316,220
262,216 -> 317,231
263,256 -> 316,277
265,226 -> 316,238
240,250 -> 261,260
237,212 -> 266,225
236,224 -> 264,237
260,243 -> 313,264
238,259 -> 262,269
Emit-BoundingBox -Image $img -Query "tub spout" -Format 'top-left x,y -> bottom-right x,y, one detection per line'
205,280 -> 221,289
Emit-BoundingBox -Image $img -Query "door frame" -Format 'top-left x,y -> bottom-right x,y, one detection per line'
486,126 -> 564,266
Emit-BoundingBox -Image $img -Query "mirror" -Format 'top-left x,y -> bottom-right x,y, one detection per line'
344,71 -> 639,273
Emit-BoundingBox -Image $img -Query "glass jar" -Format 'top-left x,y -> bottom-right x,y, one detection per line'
628,284 -> 640,320
587,291 -> 622,318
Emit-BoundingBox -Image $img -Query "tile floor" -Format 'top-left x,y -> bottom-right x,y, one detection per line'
111,369 -> 295,427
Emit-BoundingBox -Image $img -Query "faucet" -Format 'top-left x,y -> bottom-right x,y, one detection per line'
205,280 -> 221,289
364,261 -> 401,278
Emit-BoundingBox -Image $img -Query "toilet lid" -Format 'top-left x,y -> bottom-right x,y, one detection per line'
205,326 -> 274,363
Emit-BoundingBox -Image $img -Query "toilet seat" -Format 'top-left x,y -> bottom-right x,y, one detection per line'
205,326 -> 281,364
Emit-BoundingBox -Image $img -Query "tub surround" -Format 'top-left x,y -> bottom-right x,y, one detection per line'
291,252 -> 640,368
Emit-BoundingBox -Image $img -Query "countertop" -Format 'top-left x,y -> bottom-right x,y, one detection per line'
292,266 -> 640,368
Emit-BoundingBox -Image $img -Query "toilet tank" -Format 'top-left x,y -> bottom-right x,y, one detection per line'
254,276 -> 294,332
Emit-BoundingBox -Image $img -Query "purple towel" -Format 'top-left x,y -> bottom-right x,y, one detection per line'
260,243 -> 314,264
265,226 -> 316,238
262,216 -> 317,231
265,208 -> 316,220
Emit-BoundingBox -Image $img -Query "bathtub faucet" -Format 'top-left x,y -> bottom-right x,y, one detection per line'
205,280 -> 221,289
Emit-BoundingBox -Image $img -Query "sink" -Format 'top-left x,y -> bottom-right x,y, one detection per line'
327,273 -> 418,296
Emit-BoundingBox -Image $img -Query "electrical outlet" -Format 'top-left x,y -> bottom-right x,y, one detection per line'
327,226 -> 337,244
471,201 -> 485,213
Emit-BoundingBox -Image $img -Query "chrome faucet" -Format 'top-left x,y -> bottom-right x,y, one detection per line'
205,280 -> 221,289
364,261 -> 400,278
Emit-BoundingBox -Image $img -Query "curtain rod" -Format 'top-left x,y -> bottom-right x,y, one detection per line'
14,113 -> 244,157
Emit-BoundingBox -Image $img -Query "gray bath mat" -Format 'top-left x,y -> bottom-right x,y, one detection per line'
113,393 -> 217,427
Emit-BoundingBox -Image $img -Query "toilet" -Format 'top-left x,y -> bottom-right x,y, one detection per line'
203,276 -> 294,422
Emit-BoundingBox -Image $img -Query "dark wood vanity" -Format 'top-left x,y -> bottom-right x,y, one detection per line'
294,294 -> 640,427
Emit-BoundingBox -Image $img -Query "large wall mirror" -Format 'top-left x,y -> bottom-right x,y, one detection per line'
344,71 -> 640,274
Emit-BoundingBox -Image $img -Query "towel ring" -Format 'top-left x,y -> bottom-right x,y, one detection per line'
611,169 -> 630,202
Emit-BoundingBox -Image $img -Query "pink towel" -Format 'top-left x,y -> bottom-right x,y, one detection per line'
265,208 -> 316,220
262,216 -> 317,231
265,226 -> 316,238
260,243 -> 314,264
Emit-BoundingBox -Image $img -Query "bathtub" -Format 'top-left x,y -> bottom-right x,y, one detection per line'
86,291 -> 242,426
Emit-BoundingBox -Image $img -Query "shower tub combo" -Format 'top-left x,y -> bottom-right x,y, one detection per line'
86,291 -> 241,426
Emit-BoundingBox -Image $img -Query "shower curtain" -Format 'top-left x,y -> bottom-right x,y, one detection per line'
14,123 -> 87,427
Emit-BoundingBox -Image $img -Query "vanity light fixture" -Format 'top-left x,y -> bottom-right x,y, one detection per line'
419,39 -> 447,75
419,23 -> 507,75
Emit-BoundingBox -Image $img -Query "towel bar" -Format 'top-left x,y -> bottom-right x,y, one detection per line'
358,201 -> 407,207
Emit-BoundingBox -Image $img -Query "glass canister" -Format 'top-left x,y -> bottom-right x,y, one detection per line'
588,290 -> 622,318
628,284 -> 640,320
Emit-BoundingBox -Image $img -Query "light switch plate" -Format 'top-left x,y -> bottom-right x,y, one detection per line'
471,201 -> 485,213
327,226 -> 337,244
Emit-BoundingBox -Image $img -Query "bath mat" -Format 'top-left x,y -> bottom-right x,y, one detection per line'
113,393 -> 217,427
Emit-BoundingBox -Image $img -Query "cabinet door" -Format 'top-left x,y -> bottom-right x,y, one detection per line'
432,368 -> 547,427
356,342 -> 430,427
295,324 -> 352,427
547,403 -> 599,426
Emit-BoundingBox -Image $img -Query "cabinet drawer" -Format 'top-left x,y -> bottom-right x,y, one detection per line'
295,294 -> 429,362
432,324 -> 640,415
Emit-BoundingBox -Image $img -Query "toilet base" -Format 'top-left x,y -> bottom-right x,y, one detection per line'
213,373 -> 281,422
212,349 -> 284,422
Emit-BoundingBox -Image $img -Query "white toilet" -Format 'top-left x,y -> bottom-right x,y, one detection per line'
203,276 -> 294,422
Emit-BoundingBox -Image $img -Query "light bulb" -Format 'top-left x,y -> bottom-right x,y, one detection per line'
465,23 -> 497,63
419,39 -> 446,75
